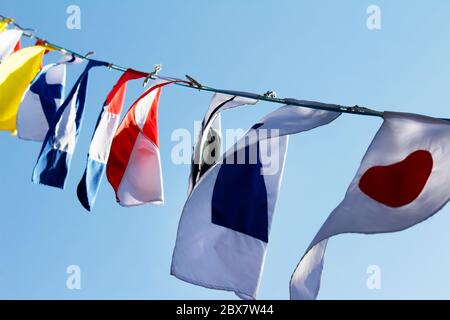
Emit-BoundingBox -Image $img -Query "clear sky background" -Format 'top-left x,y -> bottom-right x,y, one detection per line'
1,0 -> 450,299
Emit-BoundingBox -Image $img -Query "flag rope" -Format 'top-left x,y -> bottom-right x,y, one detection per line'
1,15 -> 386,118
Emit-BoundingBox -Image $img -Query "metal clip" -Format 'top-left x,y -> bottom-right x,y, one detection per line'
348,105 -> 372,114
143,64 -> 163,87
84,51 -> 95,59
185,75 -> 202,89
263,91 -> 277,99
153,64 -> 162,76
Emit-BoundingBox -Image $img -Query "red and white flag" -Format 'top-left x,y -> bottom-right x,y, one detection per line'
290,112 -> 450,299
106,79 -> 175,207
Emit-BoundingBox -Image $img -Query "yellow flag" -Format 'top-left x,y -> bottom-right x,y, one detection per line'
0,18 -> 13,32
0,46 -> 45,133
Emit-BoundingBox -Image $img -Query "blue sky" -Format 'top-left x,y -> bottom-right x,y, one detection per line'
1,0 -> 450,299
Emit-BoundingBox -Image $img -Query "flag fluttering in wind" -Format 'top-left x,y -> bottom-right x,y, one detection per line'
290,112 -> 450,300
171,105 -> 341,300
17,54 -> 84,141
0,46 -> 45,133
0,29 -> 22,62
188,93 -> 258,195
106,79 -> 178,207
32,60 -> 108,189
77,69 -> 147,211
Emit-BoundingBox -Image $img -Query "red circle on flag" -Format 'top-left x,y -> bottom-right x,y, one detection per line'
358,150 -> 433,208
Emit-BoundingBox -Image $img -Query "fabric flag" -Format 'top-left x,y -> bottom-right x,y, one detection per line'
77,69 -> 147,211
171,105 -> 341,300
290,112 -> 450,300
32,60 -> 108,189
0,29 -> 22,62
0,46 -> 45,133
188,93 -> 258,194
106,79 -> 180,207
17,54 -> 83,141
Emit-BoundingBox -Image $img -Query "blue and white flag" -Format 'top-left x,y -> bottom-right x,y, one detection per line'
17,54 -> 83,141
77,69 -> 146,211
32,60 -> 108,189
171,104 -> 341,300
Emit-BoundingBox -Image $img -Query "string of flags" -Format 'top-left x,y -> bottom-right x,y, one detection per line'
1,15 -> 450,300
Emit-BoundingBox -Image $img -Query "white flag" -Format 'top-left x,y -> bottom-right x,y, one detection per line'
291,112 -> 450,299
172,105 -> 341,299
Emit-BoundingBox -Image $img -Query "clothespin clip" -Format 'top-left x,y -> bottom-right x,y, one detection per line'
348,105 -> 373,114
263,91 -> 277,99
143,64 -> 162,87
185,75 -> 202,89
84,51 -> 95,59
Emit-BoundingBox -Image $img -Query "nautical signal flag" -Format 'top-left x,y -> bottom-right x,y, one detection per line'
171,104 -> 341,300
32,60 -> 108,189
77,69 -> 147,211
290,112 -> 450,300
17,54 -> 84,142
0,29 -> 22,62
188,93 -> 258,195
0,46 -> 45,133
106,79 -> 182,207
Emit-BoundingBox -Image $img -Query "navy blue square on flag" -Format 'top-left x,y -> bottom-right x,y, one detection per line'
211,142 -> 269,242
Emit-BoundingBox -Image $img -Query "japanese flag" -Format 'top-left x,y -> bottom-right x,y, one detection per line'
291,112 -> 450,299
